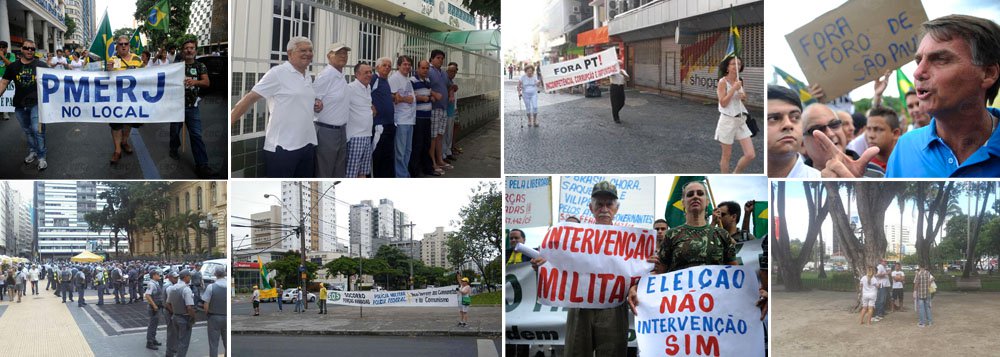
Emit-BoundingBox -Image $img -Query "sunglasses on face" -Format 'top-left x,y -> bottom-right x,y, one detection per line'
685,190 -> 706,198
117,43 -> 130,47
804,118 -> 842,136
22,47 -> 35,51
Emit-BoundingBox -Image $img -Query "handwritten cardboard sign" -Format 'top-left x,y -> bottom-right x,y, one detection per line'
635,265 -> 765,357
536,222 -> 655,308
559,176 -> 655,227
785,0 -> 928,99
506,176 -> 552,229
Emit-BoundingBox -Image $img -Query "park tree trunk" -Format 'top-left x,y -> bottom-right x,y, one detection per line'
964,182 -> 995,278
773,182 -> 828,291
818,230 -> 827,279
914,182 -> 954,271
825,182 -> 902,276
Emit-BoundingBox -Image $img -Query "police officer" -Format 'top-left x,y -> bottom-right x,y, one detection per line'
163,271 -> 179,355
128,264 -> 140,303
202,266 -> 227,356
75,266 -> 87,307
95,267 -> 107,305
60,265 -> 74,302
166,270 -> 196,357
112,263 -> 124,304
190,263 -> 204,306
51,264 -> 61,297
144,270 -> 165,350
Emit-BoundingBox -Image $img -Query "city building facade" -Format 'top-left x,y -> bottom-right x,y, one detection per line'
187,0 -> 228,53
420,226 -> 452,269
280,181 -> 341,253
0,0 -> 69,53
36,181 -> 127,259
251,205 -> 282,250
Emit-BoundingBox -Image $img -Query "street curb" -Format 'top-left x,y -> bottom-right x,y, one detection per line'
233,329 -> 501,338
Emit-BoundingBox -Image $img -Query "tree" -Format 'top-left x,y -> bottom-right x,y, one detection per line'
373,245 -> 415,290
266,251 -> 319,288
448,182 -> 501,286
461,0 -> 500,26
963,182 -> 995,278
913,182 -> 955,270
773,181 -> 828,291
134,0 -> 194,50
113,27 -> 136,40
325,256 -> 363,291
826,182 -> 903,276
64,17 -> 77,40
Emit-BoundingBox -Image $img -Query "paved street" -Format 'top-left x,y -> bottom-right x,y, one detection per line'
234,335 -> 500,356
231,295 -> 500,338
0,282 -> 224,356
0,93 -> 228,179
503,79 -> 764,174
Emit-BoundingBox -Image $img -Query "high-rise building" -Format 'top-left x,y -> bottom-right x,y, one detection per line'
13,195 -> 33,257
280,181 -> 340,253
36,181 -> 127,259
186,0 -> 228,53
350,198 -> 410,258
0,181 -> 11,254
0,0 -> 69,53
885,223 -> 914,256
421,226 -> 453,268
349,201 -> 374,258
63,0 -> 95,49
251,205 -> 282,249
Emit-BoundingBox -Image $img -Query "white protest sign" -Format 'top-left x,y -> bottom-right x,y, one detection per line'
559,176 -> 655,227
36,62 -> 184,123
735,237 -> 764,272
634,265 -> 765,357
540,47 -> 620,92
785,0 -> 929,100
326,285 -> 459,307
537,222 -> 655,308
0,82 -> 13,112
506,176 -> 553,229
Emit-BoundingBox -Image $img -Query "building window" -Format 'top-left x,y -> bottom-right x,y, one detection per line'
175,196 -> 180,215
270,0 -> 315,64
185,192 -> 191,211
210,182 -> 217,206
358,22 -> 382,67
197,187 -> 203,211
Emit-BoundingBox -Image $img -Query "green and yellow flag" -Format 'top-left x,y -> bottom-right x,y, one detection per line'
753,201 -> 768,238
664,176 -> 715,228
725,6 -> 741,58
773,66 -> 817,106
258,256 -> 277,299
130,28 -> 145,55
146,0 -> 170,31
896,69 -> 914,127
88,10 -> 115,62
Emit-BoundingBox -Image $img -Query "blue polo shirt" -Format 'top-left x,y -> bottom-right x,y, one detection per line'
429,65 -> 449,110
886,107 -> 1000,177
371,73 -> 395,126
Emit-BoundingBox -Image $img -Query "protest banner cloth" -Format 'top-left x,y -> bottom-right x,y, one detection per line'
785,0 -> 929,100
506,176 -> 553,229
536,222 -> 655,309
260,288 -> 277,299
326,285 -> 459,307
634,265 -> 765,357
0,82 -> 12,112
36,62 -> 184,124
540,47 -> 620,92
559,176 -> 655,227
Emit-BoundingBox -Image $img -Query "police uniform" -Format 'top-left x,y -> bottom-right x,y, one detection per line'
166,272 -> 195,357
190,269 -> 203,305
51,266 -> 61,297
145,274 -> 166,349
112,266 -> 124,303
203,276 -> 227,356
75,269 -> 87,306
95,269 -> 107,305
60,267 -> 74,302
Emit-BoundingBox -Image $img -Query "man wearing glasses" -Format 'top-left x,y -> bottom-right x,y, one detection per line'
106,35 -> 145,165
0,39 -> 49,170
801,103 -> 883,177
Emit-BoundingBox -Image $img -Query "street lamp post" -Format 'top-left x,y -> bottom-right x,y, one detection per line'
199,213 -> 218,257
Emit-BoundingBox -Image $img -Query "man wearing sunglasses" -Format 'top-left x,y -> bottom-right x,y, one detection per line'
106,35 -> 145,165
0,39 -> 49,170
802,103 -> 883,177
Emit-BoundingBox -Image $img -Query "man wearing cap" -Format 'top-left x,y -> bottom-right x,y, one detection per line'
144,270 -> 165,350
317,283 -> 328,315
74,267 -> 88,307
531,181 -> 629,356
166,270 -> 196,357
61,265 -> 74,303
94,267 -> 107,305
202,266 -> 228,356
313,43 -> 351,177
191,263 -> 204,307
252,284 -> 260,316
457,274 -> 472,327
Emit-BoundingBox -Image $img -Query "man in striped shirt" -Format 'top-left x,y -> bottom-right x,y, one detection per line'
913,264 -> 934,327
410,60 -> 437,177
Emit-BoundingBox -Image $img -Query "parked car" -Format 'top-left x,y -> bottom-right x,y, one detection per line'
196,54 -> 227,95
281,287 -> 317,303
200,258 -> 228,285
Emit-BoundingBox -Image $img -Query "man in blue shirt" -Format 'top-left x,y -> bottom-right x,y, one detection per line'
428,49 -> 451,173
887,15 -> 1000,177
371,57 -> 396,177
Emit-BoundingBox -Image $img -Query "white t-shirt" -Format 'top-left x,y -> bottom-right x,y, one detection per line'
787,154 -> 822,178
891,270 -> 905,289
876,264 -> 891,288
313,64 -> 349,126
846,134 -> 867,155
69,58 -> 85,70
520,75 -> 539,96
53,55 -> 69,69
860,276 -> 877,297
389,70 -> 416,125
252,61 -> 319,152
346,79 -> 373,138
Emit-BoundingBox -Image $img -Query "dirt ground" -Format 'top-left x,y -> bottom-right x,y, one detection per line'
772,287 -> 1000,356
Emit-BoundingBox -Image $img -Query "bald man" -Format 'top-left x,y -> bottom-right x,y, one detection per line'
801,103 -> 882,178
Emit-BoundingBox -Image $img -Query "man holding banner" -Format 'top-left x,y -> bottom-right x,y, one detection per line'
106,35 -> 146,165
0,39 -> 49,171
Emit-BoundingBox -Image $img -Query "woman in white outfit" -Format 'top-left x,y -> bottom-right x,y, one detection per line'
859,266 -> 877,325
715,55 -> 756,173
518,66 -> 540,127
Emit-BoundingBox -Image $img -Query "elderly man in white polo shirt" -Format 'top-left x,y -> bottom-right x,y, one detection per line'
231,36 -> 323,177
346,62 -> 375,178
390,55 -> 416,177
313,43 -> 352,177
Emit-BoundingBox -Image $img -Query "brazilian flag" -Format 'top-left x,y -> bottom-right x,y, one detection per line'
753,201 -> 768,238
725,6 -> 741,58
773,66 -> 817,106
896,69 -> 914,126
146,0 -> 170,31
130,28 -> 145,55
88,10 -> 115,61
664,176 -> 715,228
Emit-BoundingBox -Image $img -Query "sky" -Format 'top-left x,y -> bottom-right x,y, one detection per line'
94,1 -> 140,32
501,0 -> 548,62
229,180 -> 500,250
767,0 -> 1000,102
515,175 -> 769,247
6,181 -> 33,201
776,181 -> 997,255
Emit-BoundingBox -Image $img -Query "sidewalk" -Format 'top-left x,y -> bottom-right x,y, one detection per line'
231,295 -> 501,338
436,116 -> 501,178
0,290 -> 94,356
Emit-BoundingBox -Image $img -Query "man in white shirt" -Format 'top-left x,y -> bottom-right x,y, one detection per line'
51,49 -> 69,69
767,85 -> 820,178
346,62 -> 374,178
313,43 -> 352,178
609,60 -> 629,123
873,259 -> 891,321
390,55 -> 416,178
891,263 -> 905,312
